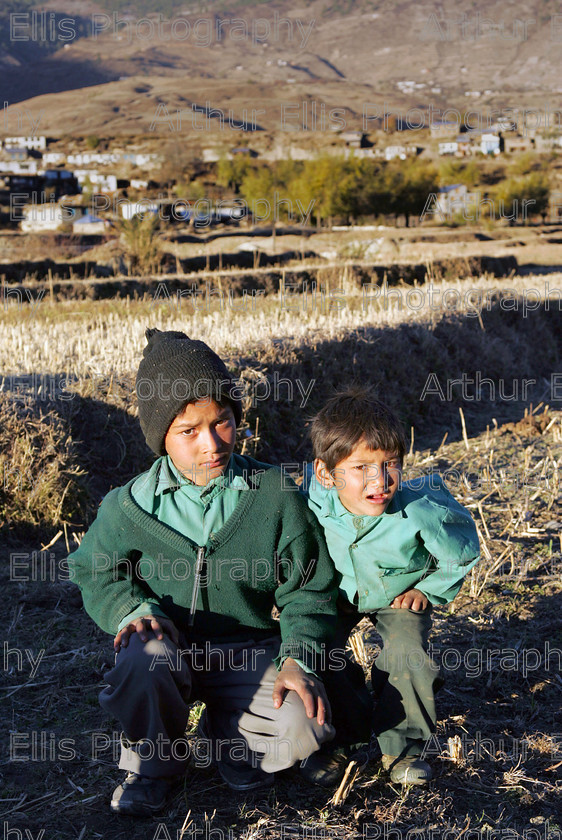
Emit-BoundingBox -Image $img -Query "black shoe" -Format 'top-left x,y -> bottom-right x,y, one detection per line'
217,761 -> 274,791
300,746 -> 368,788
198,709 -> 274,791
110,772 -> 180,816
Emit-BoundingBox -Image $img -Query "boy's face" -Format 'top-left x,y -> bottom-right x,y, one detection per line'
164,398 -> 237,486
314,438 -> 402,517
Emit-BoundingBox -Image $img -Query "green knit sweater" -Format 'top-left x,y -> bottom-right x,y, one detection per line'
68,454 -> 338,667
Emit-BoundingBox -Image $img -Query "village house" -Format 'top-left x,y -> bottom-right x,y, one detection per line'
120,200 -> 160,220
20,201 -> 76,232
503,134 -> 535,154
435,183 -> 469,218
121,152 -> 160,168
339,130 -> 369,148
489,118 -> 517,132
480,132 -> 503,155
438,141 -> 459,156
534,133 -> 562,152
74,170 -> 118,192
72,213 -> 111,235
3,135 -> 47,151
0,158 -> 40,175
260,145 -> 320,161
43,152 -> 66,165
384,144 -> 419,161
67,152 -> 120,167
344,147 -> 385,159
456,134 -> 473,155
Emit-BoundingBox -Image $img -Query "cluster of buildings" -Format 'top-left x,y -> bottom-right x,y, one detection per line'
430,120 -> 562,157
0,136 -> 162,232
2,115 -> 562,234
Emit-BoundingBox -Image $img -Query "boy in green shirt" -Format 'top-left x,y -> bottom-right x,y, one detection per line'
68,329 -> 337,816
301,387 -> 480,786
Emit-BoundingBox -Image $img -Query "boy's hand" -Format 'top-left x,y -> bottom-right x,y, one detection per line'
391,588 -> 428,611
272,657 -> 331,726
113,615 -> 179,652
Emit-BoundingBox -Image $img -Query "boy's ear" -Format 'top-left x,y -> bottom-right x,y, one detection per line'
314,459 -> 335,488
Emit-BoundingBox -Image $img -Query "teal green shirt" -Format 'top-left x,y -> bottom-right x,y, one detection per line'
118,455 -> 250,631
303,466 -> 480,612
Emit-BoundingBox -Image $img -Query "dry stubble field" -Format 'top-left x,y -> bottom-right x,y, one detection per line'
0,271 -> 561,840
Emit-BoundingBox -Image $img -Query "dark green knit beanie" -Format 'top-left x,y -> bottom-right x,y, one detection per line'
136,328 -> 242,455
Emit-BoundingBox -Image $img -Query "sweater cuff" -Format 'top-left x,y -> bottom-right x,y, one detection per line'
117,602 -> 169,633
274,643 -> 320,678
277,655 -> 317,677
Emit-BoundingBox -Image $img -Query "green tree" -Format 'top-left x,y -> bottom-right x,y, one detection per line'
216,155 -> 253,193
494,173 -> 550,224
438,159 -> 481,187
386,160 -> 439,226
118,214 -> 161,274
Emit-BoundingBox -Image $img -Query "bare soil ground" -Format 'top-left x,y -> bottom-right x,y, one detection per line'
4,224 -> 562,283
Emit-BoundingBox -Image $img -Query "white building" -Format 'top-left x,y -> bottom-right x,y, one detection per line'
481,133 -> 501,155
438,142 -> 459,156
67,152 -> 120,166
435,184 -> 469,218
121,152 -> 160,168
20,202 -> 76,232
0,159 -> 40,174
73,214 -> 110,235
43,152 -> 65,165
385,145 -> 407,161
384,145 -> 418,161
74,170 -> 118,192
120,200 -> 159,220
4,135 -> 46,151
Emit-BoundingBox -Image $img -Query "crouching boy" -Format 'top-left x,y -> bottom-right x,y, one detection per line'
301,388 -> 480,786
68,329 -> 337,816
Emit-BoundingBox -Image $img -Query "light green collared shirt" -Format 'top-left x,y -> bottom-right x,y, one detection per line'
303,465 -> 480,613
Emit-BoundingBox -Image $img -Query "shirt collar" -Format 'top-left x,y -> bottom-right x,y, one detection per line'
156,455 -> 249,497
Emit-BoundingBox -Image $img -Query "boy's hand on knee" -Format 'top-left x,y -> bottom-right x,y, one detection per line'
391,589 -> 428,611
272,657 -> 331,726
113,615 -> 179,651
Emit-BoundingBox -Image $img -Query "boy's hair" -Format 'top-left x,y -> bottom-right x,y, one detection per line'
310,387 -> 407,472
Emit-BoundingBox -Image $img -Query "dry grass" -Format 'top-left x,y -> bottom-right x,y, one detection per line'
0,270 -> 561,838
0,273 -> 560,376
0,273 -> 560,537
1,410 -> 560,839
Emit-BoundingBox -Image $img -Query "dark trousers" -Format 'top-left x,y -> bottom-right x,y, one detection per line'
99,633 -> 335,778
321,603 -> 441,757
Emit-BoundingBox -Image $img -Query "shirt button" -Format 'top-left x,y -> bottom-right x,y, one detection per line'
364,590 -> 369,595
352,516 -> 364,530
350,544 -> 358,550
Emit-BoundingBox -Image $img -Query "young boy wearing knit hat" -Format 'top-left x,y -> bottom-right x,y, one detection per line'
68,328 -> 338,816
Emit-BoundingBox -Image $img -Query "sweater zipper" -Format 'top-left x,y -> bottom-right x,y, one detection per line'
188,546 -> 205,626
